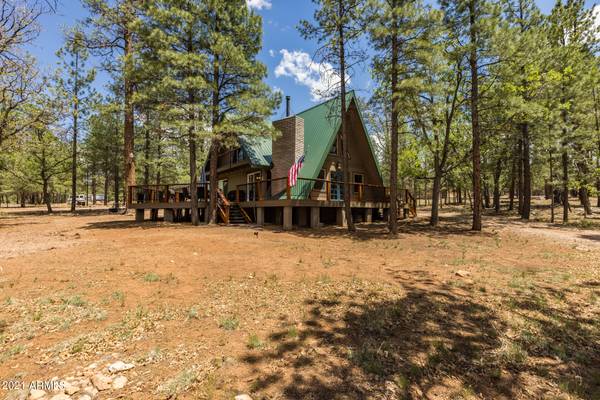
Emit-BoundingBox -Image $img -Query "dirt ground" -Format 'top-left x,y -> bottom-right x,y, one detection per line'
0,201 -> 599,400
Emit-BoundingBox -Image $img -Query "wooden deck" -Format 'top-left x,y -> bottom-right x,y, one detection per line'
127,177 -> 394,209
128,199 -> 390,210
127,178 -> 416,227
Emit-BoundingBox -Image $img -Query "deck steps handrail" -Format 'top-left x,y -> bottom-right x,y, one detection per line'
236,204 -> 253,223
216,189 -> 230,224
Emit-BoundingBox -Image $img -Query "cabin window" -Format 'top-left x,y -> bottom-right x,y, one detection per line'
315,169 -> 326,190
232,147 -> 246,164
353,173 -> 364,194
329,137 -> 338,155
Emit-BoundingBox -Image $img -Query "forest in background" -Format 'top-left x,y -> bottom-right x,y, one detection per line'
0,0 -> 598,232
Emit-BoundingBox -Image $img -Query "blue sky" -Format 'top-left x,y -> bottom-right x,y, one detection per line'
29,0 -> 597,119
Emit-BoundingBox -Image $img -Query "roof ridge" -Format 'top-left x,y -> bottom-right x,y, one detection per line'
296,90 -> 356,116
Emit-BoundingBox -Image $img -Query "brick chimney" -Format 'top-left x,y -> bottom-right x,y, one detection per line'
271,115 -> 304,196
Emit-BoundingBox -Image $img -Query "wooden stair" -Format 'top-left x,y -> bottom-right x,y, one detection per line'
216,190 -> 253,224
216,189 -> 230,224
229,204 -> 253,224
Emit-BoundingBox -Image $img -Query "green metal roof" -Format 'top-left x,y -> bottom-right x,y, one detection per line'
238,135 -> 272,168
296,90 -> 380,181
240,91 -> 382,199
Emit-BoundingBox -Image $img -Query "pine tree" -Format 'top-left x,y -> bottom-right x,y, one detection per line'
137,0 -> 277,225
135,0 -> 208,225
85,102 -> 124,207
499,0 -> 546,220
546,0 -> 598,223
440,0 -> 500,231
56,27 -> 96,212
202,0 -> 279,224
368,0 -> 436,230
300,0 -> 367,233
82,0 -> 140,208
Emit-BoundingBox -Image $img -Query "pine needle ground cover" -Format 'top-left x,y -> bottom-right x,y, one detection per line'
0,204 -> 599,400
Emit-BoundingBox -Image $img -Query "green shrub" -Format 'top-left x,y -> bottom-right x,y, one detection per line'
219,316 -> 239,331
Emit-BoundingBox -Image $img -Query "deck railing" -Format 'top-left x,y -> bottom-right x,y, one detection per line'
128,183 -> 210,205
129,177 -> 392,206
236,177 -> 390,203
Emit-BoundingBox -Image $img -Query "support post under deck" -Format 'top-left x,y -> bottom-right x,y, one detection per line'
256,207 -> 264,226
310,207 -> 320,229
164,208 -> 174,223
298,207 -> 308,227
283,206 -> 293,231
365,208 -> 373,223
336,208 -> 347,227
135,209 -> 144,222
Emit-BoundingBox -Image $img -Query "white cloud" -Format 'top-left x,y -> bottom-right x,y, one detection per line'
246,0 -> 272,10
274,49 -> 347,102
269,49 -> 275,57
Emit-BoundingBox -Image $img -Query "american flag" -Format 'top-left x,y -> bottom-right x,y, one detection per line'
288,155 -> 305,187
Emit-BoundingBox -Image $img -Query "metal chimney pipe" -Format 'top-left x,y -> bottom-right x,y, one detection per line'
285,96 -> 291,117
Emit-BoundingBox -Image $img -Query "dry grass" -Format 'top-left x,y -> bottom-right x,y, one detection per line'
0,203 -> 599,399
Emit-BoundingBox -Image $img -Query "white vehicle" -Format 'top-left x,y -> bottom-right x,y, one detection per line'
67,195 -> 87,206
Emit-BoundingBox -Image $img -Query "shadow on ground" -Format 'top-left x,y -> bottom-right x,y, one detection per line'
0,207 -> 119,218
240,269 -> 600,399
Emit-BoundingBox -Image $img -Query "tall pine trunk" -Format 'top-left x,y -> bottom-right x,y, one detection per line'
593,88 -> 600,208
483,178 -> 490,209
430,158 -> 442,226
188,88 -> 199,225
103,168 -> 109,206
549,150 -> 555,223
114,159 -> 120,208
208,57 -> 220,225
517,139 -> 523,215
91,161 -> 97,205
388,4 -> 399,234
42,180 -> 52,213
70,51 -> 80,213
208,141 -> 218,224
493,157 -> 502,213
144,116 -> 150,186
103,147 -> 110,206
562,144 -> 569,223
189,129 -> 199,225
579,186 -> 592,215
338,0 -> 354,232
123,26 -> 136,210
469,0 -> 482,231
156,127 -> 162,186
508,150 -> 516,211
521,123 -> 531,219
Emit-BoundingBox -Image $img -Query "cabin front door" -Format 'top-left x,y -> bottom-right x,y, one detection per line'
247,172 -> 261,201
330,170 -> 344,201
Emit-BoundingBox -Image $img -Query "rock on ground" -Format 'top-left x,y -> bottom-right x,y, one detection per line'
49,394 -> 71,400
91,373 -> 112,391
28,390 -> 47,400
111,375 -> 128,390
107,361 -> 134,373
